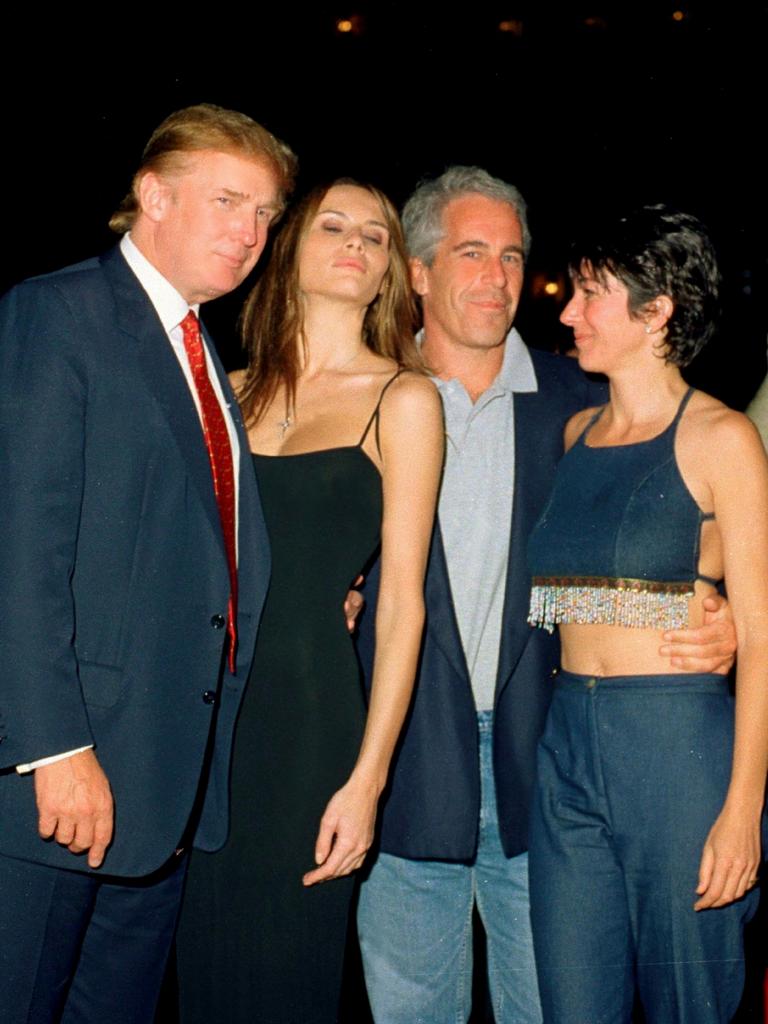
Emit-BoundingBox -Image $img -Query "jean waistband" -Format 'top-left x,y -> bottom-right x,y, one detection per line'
555,669 -> 729,694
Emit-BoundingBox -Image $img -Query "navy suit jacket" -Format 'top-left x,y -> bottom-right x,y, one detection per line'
359,348 -> 605,861
0,247 -> 270,877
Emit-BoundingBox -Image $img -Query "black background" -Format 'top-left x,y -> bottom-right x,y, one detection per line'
4,2 -> 767,408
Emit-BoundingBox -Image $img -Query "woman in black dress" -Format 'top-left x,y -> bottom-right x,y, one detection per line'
177,181 -> 444,1023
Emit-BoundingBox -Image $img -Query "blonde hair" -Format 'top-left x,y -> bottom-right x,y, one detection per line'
238,180 -> 421,427
109,103 -> 297,234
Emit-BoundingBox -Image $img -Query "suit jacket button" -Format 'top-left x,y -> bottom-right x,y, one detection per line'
202,690 -> 217,705
210,614 -> 226,629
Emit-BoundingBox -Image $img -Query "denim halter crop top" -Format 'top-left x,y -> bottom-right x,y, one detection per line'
527,388 -> 718,632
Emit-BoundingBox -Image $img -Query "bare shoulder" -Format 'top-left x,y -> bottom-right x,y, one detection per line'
374,370 -> 444,462
228,367 -> 247,396
380,370 -> 444,421
683,390 -> 765,455
383,369 -> 441,412
564,405 -> 602,450
679,390 -> 768,482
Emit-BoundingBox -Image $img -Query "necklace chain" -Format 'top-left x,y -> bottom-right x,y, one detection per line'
276,347 -> 366,436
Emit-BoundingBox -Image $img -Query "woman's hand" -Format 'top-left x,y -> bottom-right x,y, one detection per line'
302,776 -> 379,886
694,803 -> 761,910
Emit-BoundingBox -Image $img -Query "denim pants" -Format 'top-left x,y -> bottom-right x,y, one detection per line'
529,671 -> 758,1024
358,711 -> 542,1024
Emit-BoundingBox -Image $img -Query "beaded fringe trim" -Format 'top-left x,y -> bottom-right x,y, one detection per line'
528,576 -> 695,633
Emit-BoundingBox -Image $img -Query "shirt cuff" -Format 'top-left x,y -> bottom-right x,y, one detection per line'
16,745 -> 94,775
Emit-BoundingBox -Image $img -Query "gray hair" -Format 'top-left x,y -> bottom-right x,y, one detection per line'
402,166 -> 531,267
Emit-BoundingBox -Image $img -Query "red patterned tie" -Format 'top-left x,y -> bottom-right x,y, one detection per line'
181,311 -> 238,673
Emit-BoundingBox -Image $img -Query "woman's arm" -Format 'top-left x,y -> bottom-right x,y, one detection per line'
747,372 -> 768,453
303,374 -> 444,885
692,410 -> 768,909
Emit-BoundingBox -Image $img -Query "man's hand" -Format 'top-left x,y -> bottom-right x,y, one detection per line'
34,749 -> 114,868
660,593 -> 736,673
344,575 -> 365,634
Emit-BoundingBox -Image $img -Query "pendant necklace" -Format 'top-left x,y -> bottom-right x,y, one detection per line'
277,348 -> 365,437
278,412 -> 293,437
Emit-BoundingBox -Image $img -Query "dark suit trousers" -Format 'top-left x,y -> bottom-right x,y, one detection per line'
0,851 -> 187,1024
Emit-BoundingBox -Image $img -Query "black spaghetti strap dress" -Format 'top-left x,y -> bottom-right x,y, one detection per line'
177,373 -> 401,1024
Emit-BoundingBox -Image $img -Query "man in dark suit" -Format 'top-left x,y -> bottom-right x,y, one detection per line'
0,104 -> 295,1023
356,167 -> 735,1023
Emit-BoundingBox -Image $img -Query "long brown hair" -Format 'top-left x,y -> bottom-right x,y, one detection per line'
238,180 -> 421,427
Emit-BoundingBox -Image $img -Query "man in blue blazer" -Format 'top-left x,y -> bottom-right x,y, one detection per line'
0,104 -> 295,1023
357,167 -> 735,1023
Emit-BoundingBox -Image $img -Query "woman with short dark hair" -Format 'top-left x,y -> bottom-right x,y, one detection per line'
527,205 -> 768,1023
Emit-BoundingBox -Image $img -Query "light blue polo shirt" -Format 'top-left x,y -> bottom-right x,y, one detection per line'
431,328 -> 538,711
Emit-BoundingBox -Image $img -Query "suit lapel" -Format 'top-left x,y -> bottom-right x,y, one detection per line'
101,248 -> 226,561
495,388 -> 557,700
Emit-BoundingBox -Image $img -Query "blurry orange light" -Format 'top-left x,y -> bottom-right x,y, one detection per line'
499,19 -> 523,35
337,18 -> 353,32
544,282 -> 559,296
672,10 -> 685,20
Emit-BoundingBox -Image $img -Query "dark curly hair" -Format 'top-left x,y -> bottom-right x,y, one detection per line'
568,204 -> 721,368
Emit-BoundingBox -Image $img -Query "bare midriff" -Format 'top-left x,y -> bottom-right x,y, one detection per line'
559,579 -> 724,677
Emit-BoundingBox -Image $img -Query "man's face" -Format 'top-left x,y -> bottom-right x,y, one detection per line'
412,194 -> 525,353
143,149 -> 281,304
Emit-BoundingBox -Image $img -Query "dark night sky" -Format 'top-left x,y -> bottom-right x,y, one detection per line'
4,2 -> 766,406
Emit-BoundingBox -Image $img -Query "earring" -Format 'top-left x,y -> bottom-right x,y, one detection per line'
644,325 -> 654,335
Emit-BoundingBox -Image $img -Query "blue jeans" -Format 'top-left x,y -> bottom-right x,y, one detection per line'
529,671 -> 759,1024
358,711 -> 542,1024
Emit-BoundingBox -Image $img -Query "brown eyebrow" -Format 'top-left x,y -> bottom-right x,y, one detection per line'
318,208 -> 389,231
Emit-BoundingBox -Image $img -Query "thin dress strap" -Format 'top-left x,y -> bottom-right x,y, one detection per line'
358,369 -> 405,455
581,387 -> 695,447
671,386 -> 695,427
577,405 -> 607,445
673,385 -> 717,584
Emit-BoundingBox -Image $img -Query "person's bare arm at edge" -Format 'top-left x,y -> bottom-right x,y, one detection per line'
303,374 -> 444,885
689,412 -> 768,910
34,749 -> 114,869
660,593 -> 736,673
